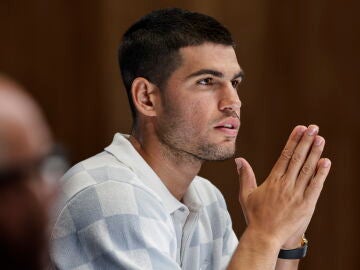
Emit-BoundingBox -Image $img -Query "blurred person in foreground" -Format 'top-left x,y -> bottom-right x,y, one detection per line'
0,74 -> 66,270
51,8 -> 331,270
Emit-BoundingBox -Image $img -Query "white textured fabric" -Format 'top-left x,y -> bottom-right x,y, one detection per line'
51,133 -> 238,269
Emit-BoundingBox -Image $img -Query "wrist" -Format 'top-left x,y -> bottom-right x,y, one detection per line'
282,235 -> 304,249
278,235 -> 308,260
228,228 -> 281,270
242,227 -> 283,253
282,232 -> 308,249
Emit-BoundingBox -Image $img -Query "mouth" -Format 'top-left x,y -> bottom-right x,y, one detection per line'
214,117 -> 240,137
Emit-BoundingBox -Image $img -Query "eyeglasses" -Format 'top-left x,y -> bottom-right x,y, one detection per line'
0,144 -> 69,185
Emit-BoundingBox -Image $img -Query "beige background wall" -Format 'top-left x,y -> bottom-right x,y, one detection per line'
1,1 -> 359,269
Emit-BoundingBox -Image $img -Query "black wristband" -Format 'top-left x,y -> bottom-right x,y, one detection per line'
278,243 -> 308,259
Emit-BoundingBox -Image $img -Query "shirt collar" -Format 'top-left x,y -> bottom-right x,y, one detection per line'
104,133 -> 203,214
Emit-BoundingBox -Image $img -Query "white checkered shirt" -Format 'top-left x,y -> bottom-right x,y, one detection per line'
51,133 -> 238,269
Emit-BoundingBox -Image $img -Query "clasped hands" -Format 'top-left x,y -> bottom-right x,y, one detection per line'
236,125 -> 331,250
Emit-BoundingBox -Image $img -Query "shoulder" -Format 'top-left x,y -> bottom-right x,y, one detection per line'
52,180 -> 173,251
59,151 -> 159,203
53,151 -> 170,234
53,179 -> 170,234
51,179 -> 177,269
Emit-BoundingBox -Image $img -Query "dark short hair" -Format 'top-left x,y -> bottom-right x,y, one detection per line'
118,8 -> 235,120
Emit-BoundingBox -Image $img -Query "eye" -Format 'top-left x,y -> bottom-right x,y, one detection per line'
231,79 -> 241,89
197,77 -> 214,85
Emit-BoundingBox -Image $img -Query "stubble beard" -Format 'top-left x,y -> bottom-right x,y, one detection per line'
156,110 -> 237,163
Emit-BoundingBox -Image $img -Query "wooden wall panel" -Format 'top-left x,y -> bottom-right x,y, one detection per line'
1,1 -> 359,269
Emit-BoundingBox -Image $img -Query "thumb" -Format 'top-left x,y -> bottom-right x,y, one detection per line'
235,157 -> 257,204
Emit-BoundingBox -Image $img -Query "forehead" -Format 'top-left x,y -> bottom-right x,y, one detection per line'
176,43 -> 241,77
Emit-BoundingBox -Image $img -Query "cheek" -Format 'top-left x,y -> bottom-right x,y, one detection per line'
162,90 -> 216,130
184,101 -> 212,130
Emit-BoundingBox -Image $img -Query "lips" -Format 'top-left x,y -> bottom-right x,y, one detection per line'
214,118 -> 240,137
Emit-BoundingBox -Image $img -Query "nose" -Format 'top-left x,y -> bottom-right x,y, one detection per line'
218,86 -> 242,114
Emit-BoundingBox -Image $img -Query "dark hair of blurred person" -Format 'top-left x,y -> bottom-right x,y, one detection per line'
0,74 -> 66,270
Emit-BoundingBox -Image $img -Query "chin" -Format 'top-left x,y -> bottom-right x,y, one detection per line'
196,143 -> 236,161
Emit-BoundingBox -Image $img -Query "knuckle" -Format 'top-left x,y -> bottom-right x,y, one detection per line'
291,152 -> 302,164
281,148 -> 293,160
301,164 -> 315,175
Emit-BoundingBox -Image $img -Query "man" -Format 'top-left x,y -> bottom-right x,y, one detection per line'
51,8 -> 331,270
0,74 -> 66,269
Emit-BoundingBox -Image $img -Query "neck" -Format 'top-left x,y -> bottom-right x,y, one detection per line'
129,124 -> 202,201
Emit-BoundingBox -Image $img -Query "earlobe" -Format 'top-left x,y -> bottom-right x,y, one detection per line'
131,77 -> 158,117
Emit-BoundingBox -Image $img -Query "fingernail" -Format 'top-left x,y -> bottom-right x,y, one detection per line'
322,158 -> 331,168
235,158 -> 242,170
314,136 -> 324,146
295,126 -> 307,140
307,125 -> 319,136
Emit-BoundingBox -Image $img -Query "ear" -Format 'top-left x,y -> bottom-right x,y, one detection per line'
131,77 -> 159,117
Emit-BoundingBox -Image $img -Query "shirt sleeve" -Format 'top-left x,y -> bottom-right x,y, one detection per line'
51,180 -> 181,270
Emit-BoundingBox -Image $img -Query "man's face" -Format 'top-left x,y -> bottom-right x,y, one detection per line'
155,43 -> 243,161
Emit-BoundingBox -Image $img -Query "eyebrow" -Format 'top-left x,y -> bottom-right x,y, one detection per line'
186,69 -> 245,80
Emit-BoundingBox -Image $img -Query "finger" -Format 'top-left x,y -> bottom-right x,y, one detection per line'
235,158 -> 257,204
304,158 -> 331,203
285,125 -> 319,180
296,135 -> 325,192
271,125 -> 307,177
